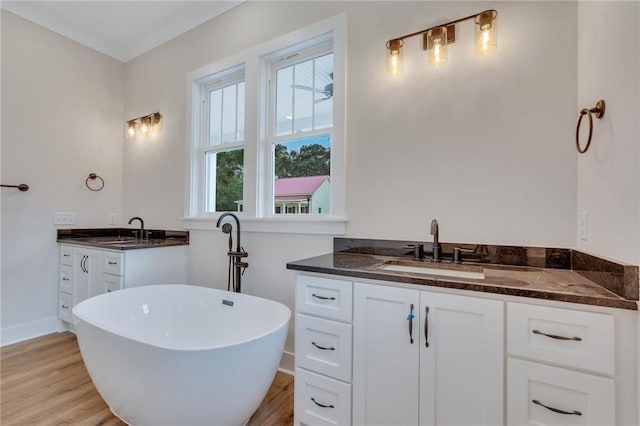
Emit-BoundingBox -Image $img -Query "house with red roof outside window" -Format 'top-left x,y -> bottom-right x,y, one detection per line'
273,175 -> 330,214
236,175 -> 330,214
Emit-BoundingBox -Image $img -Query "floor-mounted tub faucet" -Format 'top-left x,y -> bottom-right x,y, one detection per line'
430,219 -> 441,262
216,212 -> 248,293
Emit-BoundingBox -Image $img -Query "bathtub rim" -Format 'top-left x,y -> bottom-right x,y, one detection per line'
73,284 -> 291,352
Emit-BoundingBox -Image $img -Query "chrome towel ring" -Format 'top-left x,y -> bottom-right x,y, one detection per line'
576,99 -> 605,154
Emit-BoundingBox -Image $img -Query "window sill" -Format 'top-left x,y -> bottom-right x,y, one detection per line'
183,216 -> 348,235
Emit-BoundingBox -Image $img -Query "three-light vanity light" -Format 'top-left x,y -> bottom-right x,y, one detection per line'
386,9 -> 498,76
126,112 -> 163,140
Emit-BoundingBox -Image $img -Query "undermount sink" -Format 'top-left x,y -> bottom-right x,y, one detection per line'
378,261 -> 485,280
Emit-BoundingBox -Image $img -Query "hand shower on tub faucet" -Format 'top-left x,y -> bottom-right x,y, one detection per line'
216,212 -> 248,293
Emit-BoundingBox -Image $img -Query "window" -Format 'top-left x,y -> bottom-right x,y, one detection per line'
186,14 -> 346,233
269,50 -> 333,215
203,73 -> 245,213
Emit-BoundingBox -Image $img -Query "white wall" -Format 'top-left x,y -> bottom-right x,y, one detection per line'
576,2 -> 640,264
123,1 -> 579,358
1,11 -> 124,344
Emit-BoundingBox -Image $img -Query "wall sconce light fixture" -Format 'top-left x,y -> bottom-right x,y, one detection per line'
126,112 -> 163,139
386,9 -> 498,76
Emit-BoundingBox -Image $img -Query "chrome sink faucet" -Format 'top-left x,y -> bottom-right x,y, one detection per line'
128,216 -> 145,240
430,219 -> 441,262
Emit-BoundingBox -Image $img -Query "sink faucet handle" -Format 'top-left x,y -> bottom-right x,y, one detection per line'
430,219 -> 439,234
404,244 -> 425,261
452,247 -> 475,264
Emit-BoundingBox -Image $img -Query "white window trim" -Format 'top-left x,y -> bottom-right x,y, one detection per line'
184,14 -> 347,234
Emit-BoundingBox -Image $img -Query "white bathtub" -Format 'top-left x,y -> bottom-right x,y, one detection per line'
73,284 -> 290,426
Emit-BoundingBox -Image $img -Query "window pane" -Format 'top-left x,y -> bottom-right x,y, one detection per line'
273,134 -> 330,215
209,88 -> 222,146
293,60 -> 313,133
205,148 -> 244,213
314,53 -> 333,130
221,85 -> 237,143
276,67 -> 293,136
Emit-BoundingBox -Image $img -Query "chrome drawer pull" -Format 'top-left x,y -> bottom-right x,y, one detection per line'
310,397 -> 334,409
62,277 -> 70,281
532,329 -> 582,341
311,341 -> 335,351
532,399 -> 582,416
63,253 -> 70,257
108,261 -> 118,265
311,293 -> 335,301
61,305 -> 69,309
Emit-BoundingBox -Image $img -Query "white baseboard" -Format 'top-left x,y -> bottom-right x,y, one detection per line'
279,350 -> 295,375
1,316 -> 62,347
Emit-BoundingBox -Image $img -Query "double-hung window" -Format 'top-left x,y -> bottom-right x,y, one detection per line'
187,14 -> 346,233
267,46 -> 333,216
202,70 -> 245,213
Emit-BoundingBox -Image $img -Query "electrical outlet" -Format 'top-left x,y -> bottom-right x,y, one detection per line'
108,213 -> 117,225
54,212 -> 76,225
579,211 -> 588,241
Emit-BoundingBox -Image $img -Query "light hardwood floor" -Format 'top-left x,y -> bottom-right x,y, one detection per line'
1,332 -> 294,425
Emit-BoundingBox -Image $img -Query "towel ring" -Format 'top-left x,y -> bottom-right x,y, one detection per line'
576,99 -> 605,154
85,173 -> 105,191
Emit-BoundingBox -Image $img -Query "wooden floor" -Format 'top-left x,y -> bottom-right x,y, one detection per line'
1,332 -> 294,425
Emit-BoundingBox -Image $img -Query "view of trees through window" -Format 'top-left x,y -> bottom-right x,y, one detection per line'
275,135 -> 330,178
209,149 -> 244,212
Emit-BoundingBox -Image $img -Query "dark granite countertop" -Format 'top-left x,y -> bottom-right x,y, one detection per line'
287,239 -> 638,311
57,228 -> 189,251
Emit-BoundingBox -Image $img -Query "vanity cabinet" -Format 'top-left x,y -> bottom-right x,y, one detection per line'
294,274 -> 353,426
58,244 -> 187,324
506,302 -> 616,425
58,246 -> 102,322
352,282 -> 503,426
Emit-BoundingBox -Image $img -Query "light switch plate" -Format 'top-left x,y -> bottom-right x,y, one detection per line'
108,213 -> 117,225
54,212 -> 76,225
579,211 -> 588,241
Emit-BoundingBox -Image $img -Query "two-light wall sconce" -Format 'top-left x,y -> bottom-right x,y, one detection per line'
126,112 -> 163,139
386,9 -> 498,76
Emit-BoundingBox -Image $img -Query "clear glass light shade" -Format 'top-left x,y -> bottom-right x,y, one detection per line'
475,11 -> 498,55
386,39 -> 403,76
151,113 -> 163,136
127,121 -> 137,139
426,27 -> 448,67
139,116 -> 151,136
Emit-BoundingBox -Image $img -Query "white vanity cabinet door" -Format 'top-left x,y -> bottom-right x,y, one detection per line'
103,274 -> 123,293
419,291 -> 504,426
508,302 -> 614,375
508,357 -> 615,426
297,275 -> 352,322
73,248 -> 102,304
353,282 -> 420,426
58,292 -> 73,322
296,314 -> 352,382
102,252 -> 124,276
295,368 -> 351,426
59,265 -> 73,294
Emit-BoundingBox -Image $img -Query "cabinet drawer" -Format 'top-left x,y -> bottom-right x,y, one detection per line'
295,314 -> 352,382
295,368 -> 351,426
103,274 -> 123,293
59,265 -> 73,294
58,292 -> 73,322
507,303 -> 614,375
508,358 -> 614,426
60,246 -> 73,266
296,275 -> 352,322
102,252 -> 124,276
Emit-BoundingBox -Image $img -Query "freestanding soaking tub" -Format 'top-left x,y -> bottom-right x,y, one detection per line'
73,284 -> 290,426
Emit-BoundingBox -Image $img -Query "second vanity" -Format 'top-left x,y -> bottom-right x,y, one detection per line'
287,238 -> 639,426
57,228 -> 189,325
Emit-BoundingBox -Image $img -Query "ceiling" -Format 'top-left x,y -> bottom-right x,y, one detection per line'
1,1 -> 243,62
